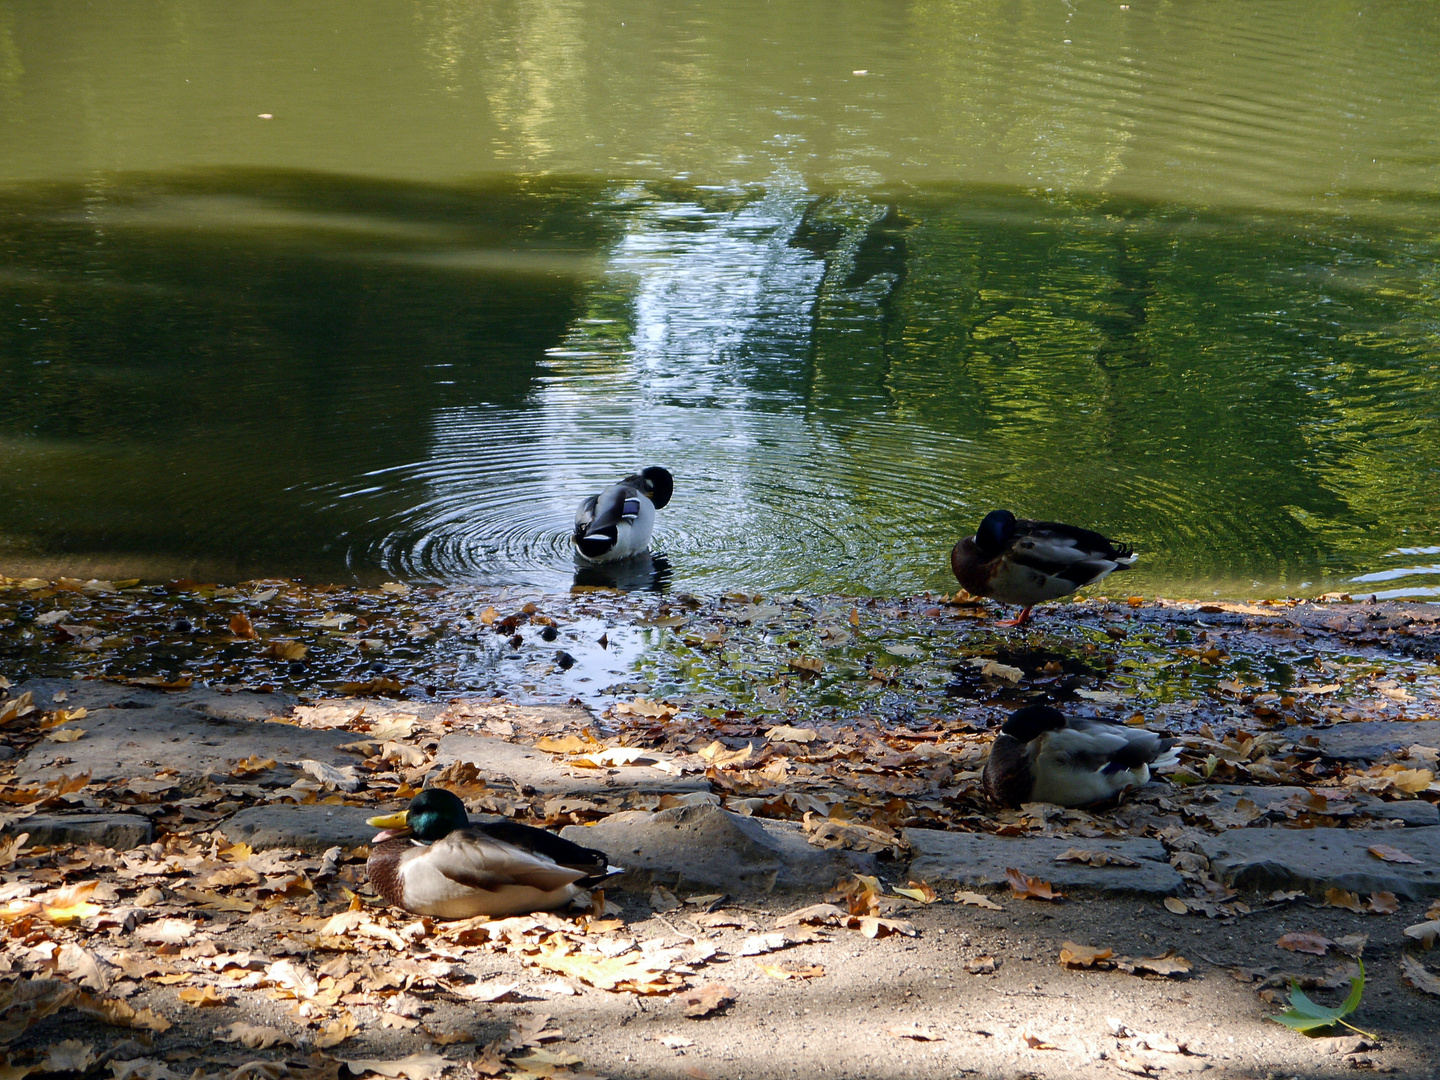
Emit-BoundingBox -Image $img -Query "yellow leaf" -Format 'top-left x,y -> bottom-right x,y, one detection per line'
177,986 -> 228,1007
73,993 -> 172,1032
1058,941 -> 1114,968
533,734 -> 596,754
43,728 -> 84,743
317,1012 -> 359,1048
218,1022 -> 294,1049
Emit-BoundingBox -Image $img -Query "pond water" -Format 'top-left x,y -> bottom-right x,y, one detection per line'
1,1 -> 1438,600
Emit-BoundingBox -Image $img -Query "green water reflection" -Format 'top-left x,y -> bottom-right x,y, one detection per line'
0,1 -> 1437,598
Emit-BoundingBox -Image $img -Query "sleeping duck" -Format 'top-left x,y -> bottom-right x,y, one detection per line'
573,466 -> 674,563
982,704 -> 1179,808
366,788 -> 616,918
951,509 -> 1136,626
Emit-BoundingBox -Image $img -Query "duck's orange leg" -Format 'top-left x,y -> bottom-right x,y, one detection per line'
995,605 -> 1034,627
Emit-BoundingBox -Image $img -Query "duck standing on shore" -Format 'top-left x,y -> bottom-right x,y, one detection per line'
982,704 -> 1179,808
573,466 -> 674,563
366,788 -> 616,918
951,509 -> 1136,626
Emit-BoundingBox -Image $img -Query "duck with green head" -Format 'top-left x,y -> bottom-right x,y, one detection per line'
366,788 -> 615,918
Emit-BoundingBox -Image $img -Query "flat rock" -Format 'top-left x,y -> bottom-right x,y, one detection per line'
215,804 -> 379,852
14,702 -> 360,786
1283,720 -> 1440,762
4,812 -> 154,850
16,678 -> 295,721
903,829 -> 1184,896
431,733 -> 709,796
1200,826 -> 1440,898
560,803 -> 876,892
1180,785 -> 1439,827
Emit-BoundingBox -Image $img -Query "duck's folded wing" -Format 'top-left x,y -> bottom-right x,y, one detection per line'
582,485 -> 631,536
479,821 -> 610,876
1010,522 -> 1135,582
1040,723 -> 1133,772
429,832 -> 590,893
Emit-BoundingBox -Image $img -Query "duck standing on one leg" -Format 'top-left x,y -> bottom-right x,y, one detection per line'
982,704 -> 1179,809
572,466 -> 674,563
366,788 -> 616,918
951,509 -> 1136,626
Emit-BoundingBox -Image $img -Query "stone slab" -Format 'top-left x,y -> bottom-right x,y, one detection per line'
1200,826 -> 1440,898
431,733 -> 709,796
903,828 -> 1184,897
560,803 -> 876,892
14,702 -> 362,786
16,678 -> 296,721
1184,785 -> 1439,828
4,813 -> 154,850
215,804 -> 379,853
1283,720 -> 1440,762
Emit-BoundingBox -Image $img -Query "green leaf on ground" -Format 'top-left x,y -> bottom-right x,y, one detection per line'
1270,959 -> 1376,1039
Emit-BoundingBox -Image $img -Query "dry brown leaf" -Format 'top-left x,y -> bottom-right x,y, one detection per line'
177,985 -> 228,1007
767,725 -> 818,744
137,918 -> 197,945
39,1041 -> 95,1072
318,1012 -> 360,1048
1055,848 -> 1141,868
681,982 -> 736,1019
847,915 -> 916,939
954,891 -> 1003,911
529,940 -> 683,995
1402,920 -> 1440,948
1368,892 -> 1400,915
891,881 -> 938,904
774,903 -> 845,928
755,962 -> 825,980
1116,952 -> 1192,977
1277,931 -> 1332,956
1023,1032 -> 1061,1050
964,956 -> 998,974
1401,955 -> 1440,997
1325,888 -> 1365,913
1005,867 -> 1065,901
218,1022 -> 295,1049
73,992 -> 172,1033
0,980 -> 76,1043
1058,942 -> 1114,968
696,740 -> 752,768
787,656 -> 823,675
229,612 -> 257,639
1163,897 -> 1188,915
337,1053 -> 448,1080
1368,843 -> 1422,864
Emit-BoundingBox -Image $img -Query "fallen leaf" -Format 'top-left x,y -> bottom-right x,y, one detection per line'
1023,1032 -> 1061,1050
1277,931 -> 1333,956
1005,867 -> 1064,901
40,1041 -> 95,1072
1116,952 -> 1192,977
1055,848 -> 1141,868
1368,844 -> 1421,865
318,1012 -> 360,1048
954,891 -> 1002,911
755,962 -> 824,981
892,881 -> 938,904
681,982 -> 736,1018
73,992 -> 172,1033
1401,920 -> 1440,948
1163,897 -> 1189,915
767,725 -> 819,744
0,980 -> 75,1043
964,956 -> 998,974
218,1022 -> 295,1049
229,613 -> 257,639
1400,955 -> 1440,997
338,1053 -> 448,1080
137,918 -> 198,945
1059,941 -> 1114,968
1326,888 -> 1365,913
1368,892 -> 1399,915
177,986 -> 229,1007
649,886 -> 681,913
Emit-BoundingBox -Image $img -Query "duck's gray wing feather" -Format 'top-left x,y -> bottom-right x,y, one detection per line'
426,830 -> 589,893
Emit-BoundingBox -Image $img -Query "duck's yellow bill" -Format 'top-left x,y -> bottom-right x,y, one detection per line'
367,810 -> 409,829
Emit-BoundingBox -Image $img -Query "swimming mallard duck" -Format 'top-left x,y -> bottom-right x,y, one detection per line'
366,788 -> 615,918
982,704 -> 1179,808
951,509 -> 1136,626
573,466 -> 674,563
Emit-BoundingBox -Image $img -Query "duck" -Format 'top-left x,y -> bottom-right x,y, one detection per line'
982,704 -> 1179,808
573,466 -> 674,563
951,509 -> 1136,626
366,788 -> 616,919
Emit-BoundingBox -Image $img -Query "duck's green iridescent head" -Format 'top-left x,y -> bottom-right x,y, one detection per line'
366,787 -> 469,843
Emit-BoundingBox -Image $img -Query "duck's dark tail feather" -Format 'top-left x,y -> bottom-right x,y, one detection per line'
576,532 -> 617,559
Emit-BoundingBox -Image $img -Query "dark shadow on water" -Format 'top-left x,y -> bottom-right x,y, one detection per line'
571,553 -> 672,594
